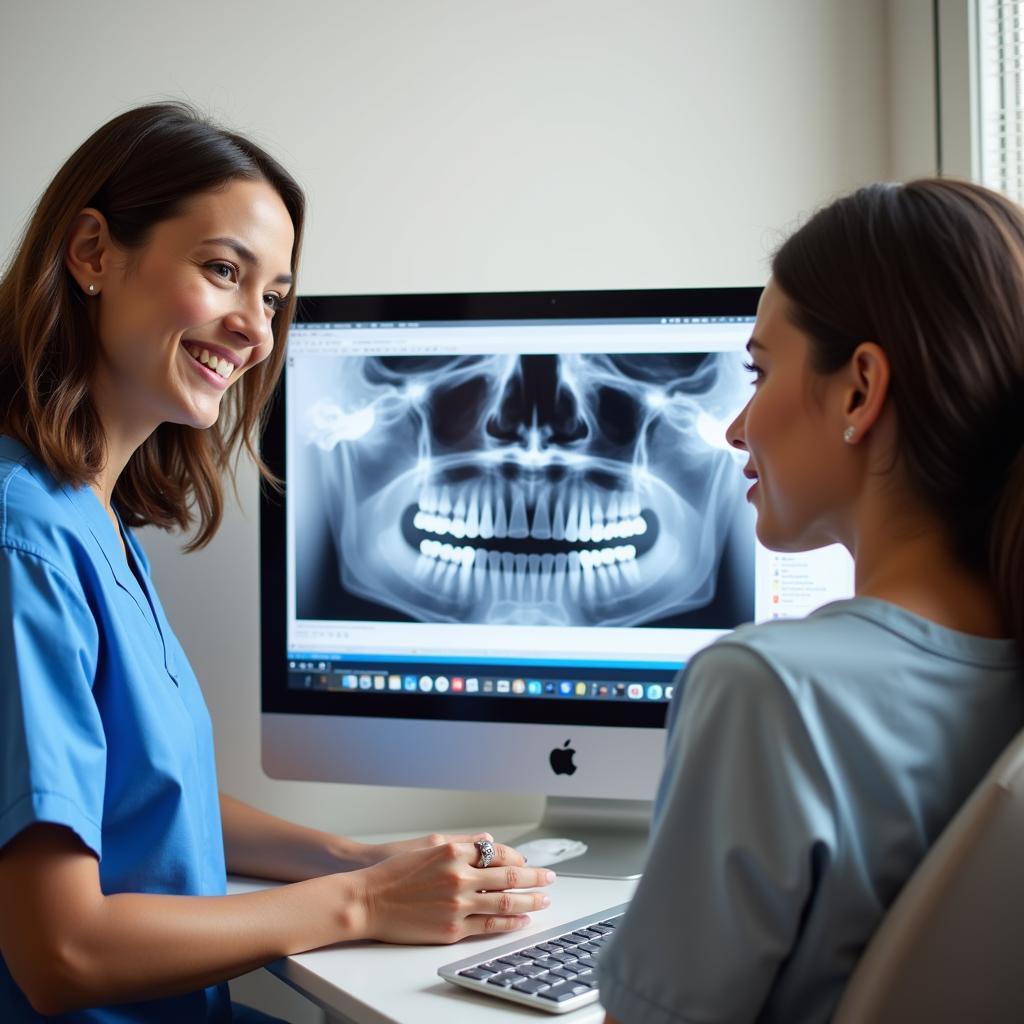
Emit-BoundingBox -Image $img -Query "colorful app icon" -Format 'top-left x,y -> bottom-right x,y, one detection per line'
496,679 -> 511,693
342,674 -> 358,689
597,684 -> 610,697
387,674 -> 402,691
434,676 -> 450,693
559,681 -> 573,696
403,675 -> 418,691
573,682 -> 587,696
627,683 -> 644,699
482,679 -> 495,692
527,680 -> 543,695
544,681 -> 556,694
451,677 -> 465,692
615,683 -> 627,697
665,685 -> 674,701
646,684 -> 664,700
465,677 -> 480,692
418,675 -> 434,692
373,674 -> 386,690
512,679 -> 526,694
358,675 -> 372,690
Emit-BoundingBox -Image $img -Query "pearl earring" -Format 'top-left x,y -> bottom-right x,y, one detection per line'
87,283 -> 96,294
843,426 -> 856,443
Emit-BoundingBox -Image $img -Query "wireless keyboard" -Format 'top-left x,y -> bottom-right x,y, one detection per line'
438,903 -> 627,1013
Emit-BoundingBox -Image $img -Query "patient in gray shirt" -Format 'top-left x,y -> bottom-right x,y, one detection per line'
598,599 -> 1023,1023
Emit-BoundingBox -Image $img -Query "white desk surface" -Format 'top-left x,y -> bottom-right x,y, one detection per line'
229,826 -> 636,1024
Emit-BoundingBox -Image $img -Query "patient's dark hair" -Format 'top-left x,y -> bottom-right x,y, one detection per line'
0,101 -> 305,549
772,178 -> 1024,651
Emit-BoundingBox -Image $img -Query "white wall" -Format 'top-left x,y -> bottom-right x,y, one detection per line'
1,0 -> 918,1018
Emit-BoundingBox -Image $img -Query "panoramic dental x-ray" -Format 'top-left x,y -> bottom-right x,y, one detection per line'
296,349 -> 753,630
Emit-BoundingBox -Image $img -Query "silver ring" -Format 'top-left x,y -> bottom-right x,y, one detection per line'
475,838 -> 495,869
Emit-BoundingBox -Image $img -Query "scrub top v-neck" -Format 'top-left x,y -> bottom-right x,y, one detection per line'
0,436 -> 230,1022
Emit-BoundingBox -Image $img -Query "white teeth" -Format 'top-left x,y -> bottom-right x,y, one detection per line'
607,492 -> 620,525
565,494 -> 580,543
551,496 -> 566,541
508,492 -> 529,539
531,492 -> 552,539
187,346 -> 232,379
493,495 -> 508,539
479,497 -> 494,540
578,500 -> 592,543
465,492 -> 480,539
418,493 -> 646,544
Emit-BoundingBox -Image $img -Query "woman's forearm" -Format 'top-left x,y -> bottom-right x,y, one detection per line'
220,792 -> 368,880
62,877 -> 363,1011
0,824 -> 368,1018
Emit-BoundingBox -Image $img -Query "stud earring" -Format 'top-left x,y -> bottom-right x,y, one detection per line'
87,283 -> 96,294
843,426 -> 856,443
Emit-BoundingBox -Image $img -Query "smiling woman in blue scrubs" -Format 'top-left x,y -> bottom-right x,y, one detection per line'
0,103 -> 553,1023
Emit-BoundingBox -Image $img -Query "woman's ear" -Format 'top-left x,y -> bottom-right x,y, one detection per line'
842,341 -> 890,444
65,208 -> 112,296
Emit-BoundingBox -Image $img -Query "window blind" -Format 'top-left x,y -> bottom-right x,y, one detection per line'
978,0 -> 1024,201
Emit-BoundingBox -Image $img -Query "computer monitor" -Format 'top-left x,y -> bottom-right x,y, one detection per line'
260,289 -> 855,878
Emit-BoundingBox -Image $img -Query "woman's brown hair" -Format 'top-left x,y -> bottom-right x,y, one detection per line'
0,101 -> 305,549
772,178 -> 1024,650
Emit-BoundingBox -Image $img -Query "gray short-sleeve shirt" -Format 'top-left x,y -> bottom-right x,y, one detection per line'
598,598 -> 1023,1024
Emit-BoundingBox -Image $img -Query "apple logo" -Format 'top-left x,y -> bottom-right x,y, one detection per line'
550,739 -> 577,776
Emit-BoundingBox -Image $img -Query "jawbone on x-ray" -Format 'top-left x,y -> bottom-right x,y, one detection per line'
300,351 -> 750,628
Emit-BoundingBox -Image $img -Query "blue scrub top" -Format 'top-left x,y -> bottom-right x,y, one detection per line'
0,437 -> 230,1022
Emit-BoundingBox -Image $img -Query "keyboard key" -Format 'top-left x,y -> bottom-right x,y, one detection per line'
515,964 -> 548,978
592,923 -> 616,933
513,978 -> 551,994
575,955 -> 596,970
536,942 -> 562,953
577,941 -> 602,955
521,946 -> 547,958
550,937 -> 577,948
458,968 -> 496,981
496,954 -> 531,967
486,973 -> 517,987
548,966 -> 577,980
481,961 -> 507,972
573,928 -> 601,940
562,962 -> 592,977
538,980 -> 592,1002
548,951 -> 578,964
535,957 -> 561,971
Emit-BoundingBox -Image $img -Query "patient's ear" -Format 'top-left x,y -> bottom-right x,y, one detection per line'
65,208 -> 114,296
840,342 -> 890,443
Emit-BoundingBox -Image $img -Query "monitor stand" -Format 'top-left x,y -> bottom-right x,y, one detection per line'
508,797 -> 652,880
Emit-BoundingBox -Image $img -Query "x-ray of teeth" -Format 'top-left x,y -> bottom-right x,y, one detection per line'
294,349 -> 755,628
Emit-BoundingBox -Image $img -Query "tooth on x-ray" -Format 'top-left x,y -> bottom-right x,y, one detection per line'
299,350 -> 751,628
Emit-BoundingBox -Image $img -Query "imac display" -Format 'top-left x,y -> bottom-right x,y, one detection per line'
260,290 -> 855,877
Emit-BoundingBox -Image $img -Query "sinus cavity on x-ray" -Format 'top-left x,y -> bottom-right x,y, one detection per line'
292,346 -> 756,632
